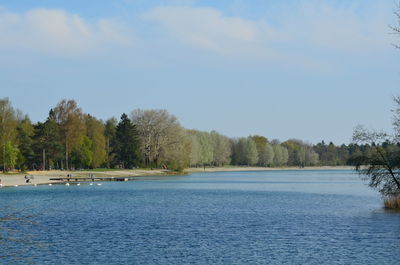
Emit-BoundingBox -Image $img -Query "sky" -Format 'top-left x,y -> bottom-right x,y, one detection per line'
0,0 -> 399,144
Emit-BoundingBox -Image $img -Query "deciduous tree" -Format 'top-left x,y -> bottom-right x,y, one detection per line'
0,98 -> 17,171
52,99 -> 85,169
131,109 -> 185,167
85,115 -> 106,168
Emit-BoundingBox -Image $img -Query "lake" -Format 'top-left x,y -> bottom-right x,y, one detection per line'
1,170 -> 399,264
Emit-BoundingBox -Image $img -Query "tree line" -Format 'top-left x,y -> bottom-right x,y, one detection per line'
0,98 -> 378,172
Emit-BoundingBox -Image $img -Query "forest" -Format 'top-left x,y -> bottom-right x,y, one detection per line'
0,98 -> 384,172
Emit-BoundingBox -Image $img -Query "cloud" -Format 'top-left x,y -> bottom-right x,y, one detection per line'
0,8 -> 133,56
0,1 -> 393,67
275,1 -> 391,53
143,6 -> 273,56
143,2 -> 391,58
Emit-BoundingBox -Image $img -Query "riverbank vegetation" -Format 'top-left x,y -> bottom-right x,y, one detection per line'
352,96 -> 400,209
0,98 -> 382,173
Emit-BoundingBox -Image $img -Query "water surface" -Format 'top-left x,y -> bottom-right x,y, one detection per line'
1,170 -> 399,264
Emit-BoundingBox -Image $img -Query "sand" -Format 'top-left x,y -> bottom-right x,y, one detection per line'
0,169 -> 171,188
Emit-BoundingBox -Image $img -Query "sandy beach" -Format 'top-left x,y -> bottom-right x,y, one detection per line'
0,166 -> 354,188
0,169 -> 172,188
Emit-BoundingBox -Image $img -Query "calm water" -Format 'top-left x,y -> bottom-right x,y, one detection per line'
1,170 -> 399,264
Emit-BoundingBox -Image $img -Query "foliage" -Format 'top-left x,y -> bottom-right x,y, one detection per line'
259,143 -> 274,166
104,117 -> 117,168
210,131 -> 231,166
273,144 -> 289,166
85,115 -> 107,168
32,115 -> 64,169
3,141 -> 19,169
15,116 -> 34,170
250,135 -> 268,166
52,99 -> 86,169
234,137 -> 258,166
0,98 -> 17,171
0,97 -> 380,172
131,109 -> 184,167
71,136 -> 93,169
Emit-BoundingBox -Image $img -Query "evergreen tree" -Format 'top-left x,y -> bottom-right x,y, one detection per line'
33,114 -> 64,170
114,113 -> 140,168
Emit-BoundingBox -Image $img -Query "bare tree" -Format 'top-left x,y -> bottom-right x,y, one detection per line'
131,109 -> 185,168
352,126 -> 400,198
390,3 -> 400,49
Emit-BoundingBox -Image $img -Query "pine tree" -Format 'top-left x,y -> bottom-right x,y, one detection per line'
114,113 -> 140,169
33,114 -> 64,170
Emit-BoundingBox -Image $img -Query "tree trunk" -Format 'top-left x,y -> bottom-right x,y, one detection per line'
65,140 -> 68,170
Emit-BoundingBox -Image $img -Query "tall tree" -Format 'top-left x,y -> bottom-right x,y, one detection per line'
353,126 -> 400,197
259,143 -> 274,167
131,109 -> 184,167
52,99 -> 85,170
114,113 -> 140,168
273,144 -> 289,166
3,141 -> 19,170
15,116 -> 34,170
236,137 -> 258,166
85,114 -> 107,168
105,117 -> 117,168
33,113 -> 64,170
351,95 -> 400,207
188,130 -> 201,166
71,136 -> 93,169
159,129 -> 191,171
210,131 -> 231,166
250,135 -> 268,166
0,98 -> 17,171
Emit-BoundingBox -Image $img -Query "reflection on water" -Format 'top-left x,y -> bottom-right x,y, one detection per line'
0,170 -> 399,264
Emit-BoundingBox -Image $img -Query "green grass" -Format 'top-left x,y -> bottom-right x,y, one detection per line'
1,171 -> 27,175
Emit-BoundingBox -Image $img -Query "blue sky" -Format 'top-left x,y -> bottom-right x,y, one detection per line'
0,0 -> 399,144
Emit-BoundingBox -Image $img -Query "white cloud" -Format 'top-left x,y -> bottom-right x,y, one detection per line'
0,8 -> 133,56
143,7 -> 271,56
0,2 -> 393,67
143,3 -> 391,58
276,1 -> 391,53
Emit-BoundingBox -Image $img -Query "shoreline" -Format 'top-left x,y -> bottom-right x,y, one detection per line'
0,166 -> 355,188
185,166 -> 353,173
